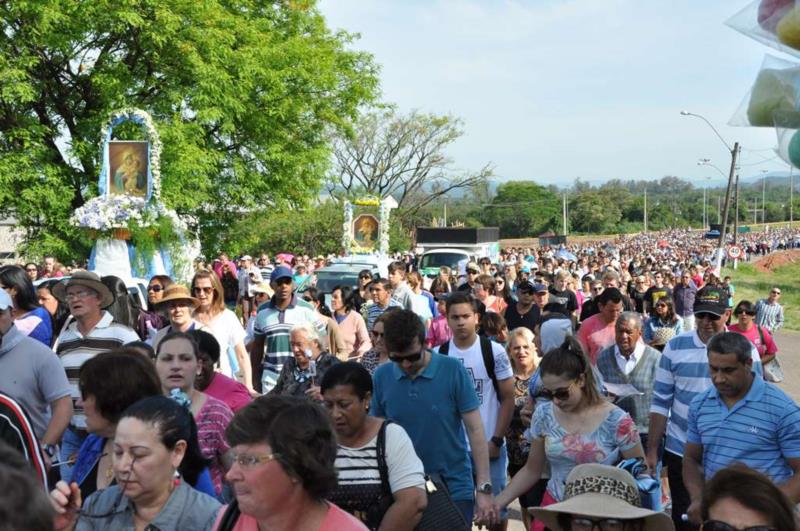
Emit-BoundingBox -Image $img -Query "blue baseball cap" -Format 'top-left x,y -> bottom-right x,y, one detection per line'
270,266 -> 293,282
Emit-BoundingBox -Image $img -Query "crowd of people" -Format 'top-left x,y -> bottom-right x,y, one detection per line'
0,226 -> 796,530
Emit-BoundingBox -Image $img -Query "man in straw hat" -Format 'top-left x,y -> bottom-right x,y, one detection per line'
51,271 -> 139,479
151,284 -> 204,351
528,463 -> 674,531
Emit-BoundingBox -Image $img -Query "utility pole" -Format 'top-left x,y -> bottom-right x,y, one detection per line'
443,203 -> 447,227
562,193 -> 568,236
762,169 -> 768,227
791,166 -> 794,225
717,197 -> 721,224
733,171 -> 740,270
717,142 -> 740,258
643,187 -> 648,232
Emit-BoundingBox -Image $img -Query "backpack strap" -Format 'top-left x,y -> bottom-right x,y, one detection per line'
215,499 -> 241,531
480,336 -> 499,396
438,340 -> 449,355
376,420 -> 392,497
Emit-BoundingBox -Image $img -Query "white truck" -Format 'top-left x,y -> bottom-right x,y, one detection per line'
414,227 -> 500,283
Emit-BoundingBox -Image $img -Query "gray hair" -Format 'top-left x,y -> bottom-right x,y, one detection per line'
615,311 -> 643,331
290,322 -> 328,351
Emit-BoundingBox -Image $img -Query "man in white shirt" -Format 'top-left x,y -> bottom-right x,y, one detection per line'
438,290 -> 515,530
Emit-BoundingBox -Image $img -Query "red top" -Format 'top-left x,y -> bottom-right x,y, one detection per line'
205,372 -> 252,413
727,323 -> 778,358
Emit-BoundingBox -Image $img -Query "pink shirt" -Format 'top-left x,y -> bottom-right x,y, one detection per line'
214,502 -> 368,530
577,313 -> 616,364
426,315 -> 452,348
205,372 -> 252,413
727,323 -> 778,358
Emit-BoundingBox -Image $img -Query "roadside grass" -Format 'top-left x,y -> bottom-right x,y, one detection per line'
724,261 -> 799,331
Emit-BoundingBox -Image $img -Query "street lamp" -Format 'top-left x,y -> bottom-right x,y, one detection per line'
681,111 -> 740,266
761,169 -> 768,227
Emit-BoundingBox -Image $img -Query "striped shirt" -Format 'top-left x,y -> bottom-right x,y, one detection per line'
196,395 -> 233,495
650,330 -> 762,457
54,312 -> 139,428
687,375 -> 800,483
252,296 -> 326,392
365,299 -> 401,331
755,299 -> 784,333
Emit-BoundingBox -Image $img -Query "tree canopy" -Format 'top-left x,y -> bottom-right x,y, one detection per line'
0,0 -> 379,258
481,181 -> 561,238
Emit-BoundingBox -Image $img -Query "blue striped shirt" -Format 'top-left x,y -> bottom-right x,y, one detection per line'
687,375 -> 800,483
649,331 -> 762,457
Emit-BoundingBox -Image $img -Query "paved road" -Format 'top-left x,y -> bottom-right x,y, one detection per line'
479,330 -> 800,531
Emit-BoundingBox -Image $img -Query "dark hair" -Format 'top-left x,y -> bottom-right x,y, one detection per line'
332,285 -> 355,313
0,441 -> 53,531
387,261 -> 407,275
429,277 -> 452,296
225,396 -> 338,499
156,330 -> 200,360
148,275 -> 174,312
493,274 -> 513,301
543,301 -> 567,314
190,329 -> 221,365
445,290 -> 478,315
320,362 -> 373,400
482,312 -> 507,337
539,337 -> 602,406
358,269 -> 373,280
120,396 -> 208,486
35,279 -> 70,337
369,278 -> 392,291
654,296 -> 678,324
382,309 -> 426,355
596,287 -> 623,306
733,300 -> 756,317
0,265 -> 38,312
706,332 -> 754,365
124,341 -> 156,361
101,275 -> 138,329
79,349 -> 163,424
701,465 -> 797,531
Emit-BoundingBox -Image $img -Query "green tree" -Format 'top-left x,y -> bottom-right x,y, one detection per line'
569,190 -> 622,233
0,0 -> 379,259
328,109 -> 492,219
482,181 -> 560,238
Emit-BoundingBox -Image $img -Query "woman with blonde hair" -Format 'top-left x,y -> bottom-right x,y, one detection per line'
191,269 -> 255,395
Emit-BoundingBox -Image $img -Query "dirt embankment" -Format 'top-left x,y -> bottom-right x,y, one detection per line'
754,250 -> 800,273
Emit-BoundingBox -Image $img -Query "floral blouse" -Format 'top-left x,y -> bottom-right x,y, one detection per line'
531,401 -> 639,501
505,374 -> 534,469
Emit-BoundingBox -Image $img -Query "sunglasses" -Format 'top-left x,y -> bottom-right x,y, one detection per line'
702,521 -> 776,531
570,517 -> 626,531
388,351 -> 424,364
695,312 -> 722,321
359,275 -> 372,280
193,286 -> 214,294
537,382 -> 574,401
736,311 -> 756,316
147,285 -> 164,293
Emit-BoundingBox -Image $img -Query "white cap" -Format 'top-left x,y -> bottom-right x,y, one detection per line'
0,289 -> 12,311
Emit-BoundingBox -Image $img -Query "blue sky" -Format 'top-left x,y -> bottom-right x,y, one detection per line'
318,0 -> 795,188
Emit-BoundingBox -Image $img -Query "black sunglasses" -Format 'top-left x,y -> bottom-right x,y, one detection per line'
389,351 -> 424,364
695,312 -> 723,321
736,311 -> 756,316
147,285 -> 164,292
702,521 -> 776,531
537,384 -> 572,402
359,274 -> 372,280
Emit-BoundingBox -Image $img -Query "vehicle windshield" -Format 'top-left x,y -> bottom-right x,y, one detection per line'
419,252 -> 467,270
314,272 -> 360,293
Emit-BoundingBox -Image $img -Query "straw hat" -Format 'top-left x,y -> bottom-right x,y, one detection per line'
252,282 -> 274,298
155,284 -> 199,308
52,271 -> 115,308
530,464 -> 674,531
651,327 -> 676,347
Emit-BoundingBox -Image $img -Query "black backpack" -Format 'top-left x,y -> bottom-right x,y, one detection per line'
438,336 -> 499,396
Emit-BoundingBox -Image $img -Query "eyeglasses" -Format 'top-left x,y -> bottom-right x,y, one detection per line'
193,286 -> 214,294
537,382 -> 575,402
389,350 -> 424,364
230,452 -> 280,469
371,331 -> 384,338
736,311 -> 756,317
359,275 -> 372,280
570,516 -> 626,531
695,312 -> 723,321
702,520 -> 776,531
65,290 -> 95,301
147,285 -> 163,292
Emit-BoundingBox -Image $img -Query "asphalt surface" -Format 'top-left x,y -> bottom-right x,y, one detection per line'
477,330 -> 800,531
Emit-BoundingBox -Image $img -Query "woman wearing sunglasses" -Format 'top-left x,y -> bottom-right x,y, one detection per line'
700,465 -> 796,531
489,337 -> 645,531
643,296 -> 683,348
728,301 -> 778,366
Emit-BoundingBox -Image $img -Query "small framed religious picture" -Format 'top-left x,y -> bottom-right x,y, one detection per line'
108,141 -> 149,197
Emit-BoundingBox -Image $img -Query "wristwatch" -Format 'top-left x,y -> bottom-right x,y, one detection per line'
42,443 -> 58,459
477,481 -> 493,495
490,436 -> 505,447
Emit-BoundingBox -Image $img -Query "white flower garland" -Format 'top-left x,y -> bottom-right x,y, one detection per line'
99,108 -> 162,200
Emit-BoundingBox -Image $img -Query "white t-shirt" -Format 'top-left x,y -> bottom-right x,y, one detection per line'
444,336 -> 513,442
200,309 -> 246,378
335,422 -> 426,493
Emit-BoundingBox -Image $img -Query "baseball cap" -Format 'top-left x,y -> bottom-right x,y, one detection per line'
693,286 -> 727,316
240,255 -> 252,261
520,265 -> 531,274
270,266 -> 293,282
533,282 -> 549,293
466,262 -> 480,274
0,289 -> 11,311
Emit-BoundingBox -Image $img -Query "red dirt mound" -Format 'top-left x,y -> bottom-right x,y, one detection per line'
754,250 -> 800,273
